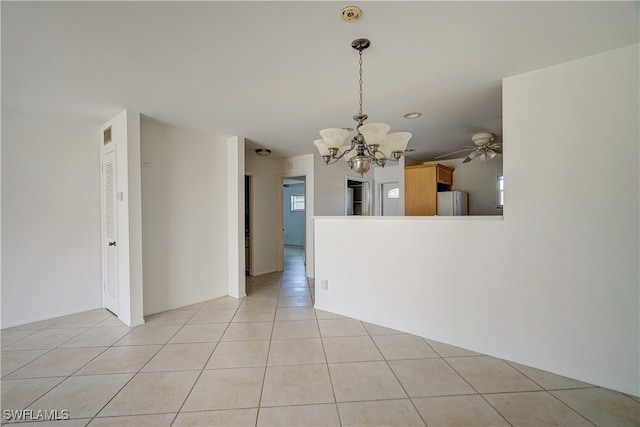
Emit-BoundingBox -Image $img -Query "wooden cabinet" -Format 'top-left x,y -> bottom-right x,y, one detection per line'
404,164 -> 454,216
436,166 -> 453,185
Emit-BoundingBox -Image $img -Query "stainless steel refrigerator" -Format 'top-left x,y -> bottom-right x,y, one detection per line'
437,191 -> 469,215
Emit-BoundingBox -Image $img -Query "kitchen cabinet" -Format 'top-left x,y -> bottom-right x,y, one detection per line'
404,164 -> 454,216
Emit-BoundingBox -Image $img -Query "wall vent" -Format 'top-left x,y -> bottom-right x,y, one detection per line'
103,126 -> 112,145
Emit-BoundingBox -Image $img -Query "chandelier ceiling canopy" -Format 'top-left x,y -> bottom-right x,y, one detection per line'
313,38 -> 412,176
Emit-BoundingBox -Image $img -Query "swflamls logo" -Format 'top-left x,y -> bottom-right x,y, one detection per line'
3,409 -> 70,421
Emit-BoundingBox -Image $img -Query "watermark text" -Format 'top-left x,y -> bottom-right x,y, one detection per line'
3,409 -> 69,421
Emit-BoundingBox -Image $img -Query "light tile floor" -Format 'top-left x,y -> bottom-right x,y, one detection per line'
1,246 -> 639,426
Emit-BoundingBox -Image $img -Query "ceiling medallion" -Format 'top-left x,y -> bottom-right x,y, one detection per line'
341,6 -> 362,22
313,38 -> 412,176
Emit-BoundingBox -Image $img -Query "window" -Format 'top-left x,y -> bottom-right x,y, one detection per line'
497,175 -> 504,208
291,195 -> 305,212
387,187 -> 400,199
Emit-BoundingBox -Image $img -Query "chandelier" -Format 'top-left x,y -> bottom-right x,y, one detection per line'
313,38 -> 412,175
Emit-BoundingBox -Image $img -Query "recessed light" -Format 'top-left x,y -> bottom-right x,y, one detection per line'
403,112 -> 421,119
255,148 -> 272,157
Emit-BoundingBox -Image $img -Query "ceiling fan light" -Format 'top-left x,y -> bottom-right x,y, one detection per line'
358,123 -> 391,147
478,152 -> 487,161
319,128 -> 350,149
468,150 -> 478,160
487,149 -> 497,159
471,132 -> 495,146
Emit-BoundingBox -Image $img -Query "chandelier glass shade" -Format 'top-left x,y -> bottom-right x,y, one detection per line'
314,38 -> 412,175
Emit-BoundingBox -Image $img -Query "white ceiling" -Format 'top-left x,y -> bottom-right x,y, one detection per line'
2,1 -> 638,161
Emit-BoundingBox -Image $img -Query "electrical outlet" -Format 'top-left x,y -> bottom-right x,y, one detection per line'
320,280 -> 328,290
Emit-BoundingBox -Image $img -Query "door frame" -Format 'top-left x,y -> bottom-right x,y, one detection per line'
244,173 -> 254,277
344,175 -> 373,216
100,145 -> 119,315
377,179 -> 401,216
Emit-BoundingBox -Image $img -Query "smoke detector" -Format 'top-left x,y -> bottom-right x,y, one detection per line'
341,6 -> 362,22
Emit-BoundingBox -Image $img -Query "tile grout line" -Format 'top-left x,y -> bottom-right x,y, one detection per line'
502,359 -> 598,426
88,320 -> 187,424
367,326 -> 428,427
440,356 -> 514,426
87,299 -> 211,425
3,314 -> 117,419
5,248 -> 632,427
254,270 -> 283,427
316,303 -> 342,427
166,298 -> 243,427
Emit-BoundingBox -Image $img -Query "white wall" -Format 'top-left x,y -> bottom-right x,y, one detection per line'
1,110 -> 102,327
315,45 -> 639,396
140,118 -> 230,315
313,154 -> 351,216
373,164 -> 402,216
424,157 -> 504,215
245,149 -> 279,276
226,136 -> 245,298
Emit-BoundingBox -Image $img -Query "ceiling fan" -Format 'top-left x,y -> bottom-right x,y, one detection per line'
435,132 -> 502,164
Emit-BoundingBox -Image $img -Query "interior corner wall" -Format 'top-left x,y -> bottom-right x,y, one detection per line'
501,44 -> 639,394
125,111 -> 144,326
1,109 -> 102,327
314,44 -> 639,396
140,119 -> 229,315
245,150 -> 279,276
227,136 -> 245,299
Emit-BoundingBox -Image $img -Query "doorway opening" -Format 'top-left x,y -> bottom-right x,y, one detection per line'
346,177 -> 372,215
245,175 -> 252,276
282,176 -> 306,268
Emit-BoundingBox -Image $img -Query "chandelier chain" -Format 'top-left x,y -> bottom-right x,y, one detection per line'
358,49 -> 363,115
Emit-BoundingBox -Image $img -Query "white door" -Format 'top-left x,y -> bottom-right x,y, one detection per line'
381,182 -> 400,216
102,150 -> 119,314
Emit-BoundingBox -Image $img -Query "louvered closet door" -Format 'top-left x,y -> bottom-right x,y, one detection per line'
102,149 -> 119,314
